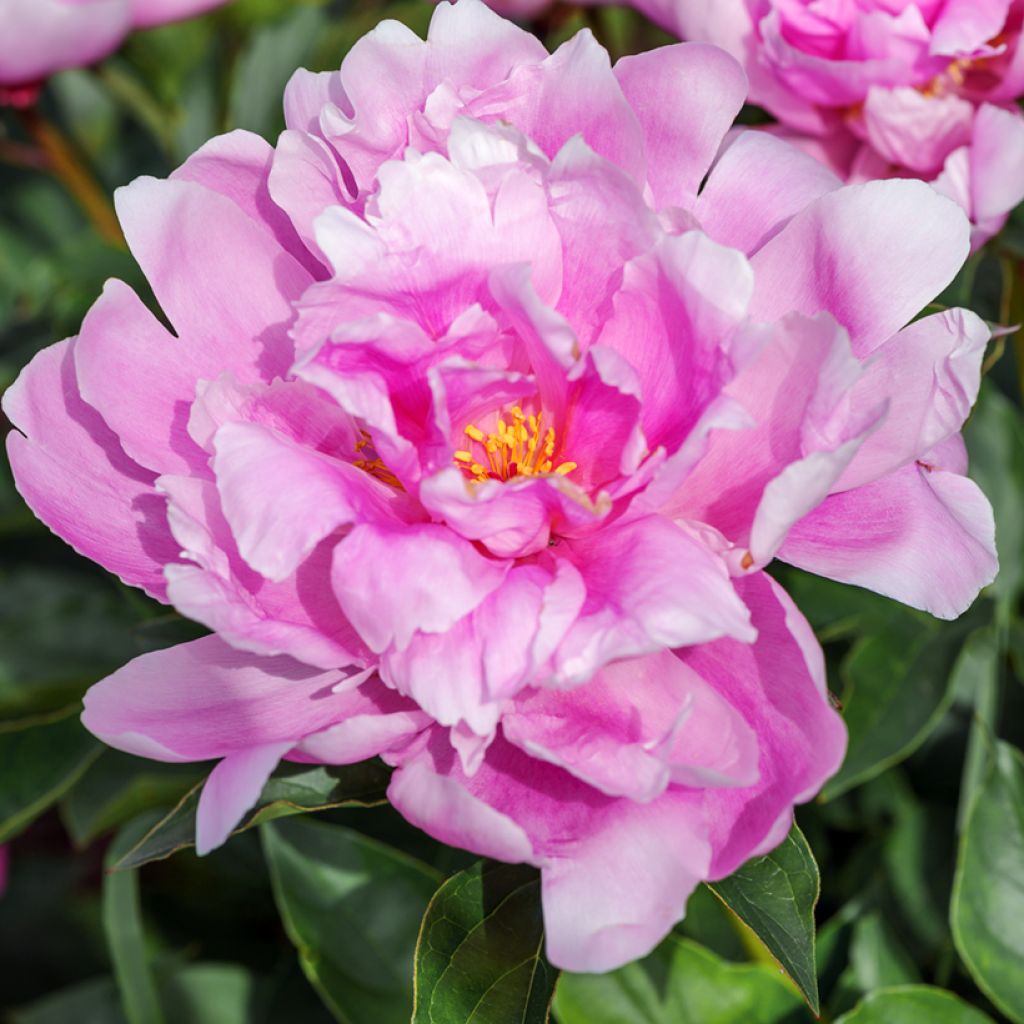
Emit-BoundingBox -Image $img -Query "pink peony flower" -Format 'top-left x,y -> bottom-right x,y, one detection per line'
4,0 -> 996,971
656,0 -> 1024,246
0,0 -> 232,91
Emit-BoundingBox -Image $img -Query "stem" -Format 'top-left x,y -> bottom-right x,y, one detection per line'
17,108 -> 124,249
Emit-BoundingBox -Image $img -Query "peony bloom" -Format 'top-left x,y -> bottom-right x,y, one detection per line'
4,0 -> 996,971
0,0 -> 232,92
653,0 -> 1024,247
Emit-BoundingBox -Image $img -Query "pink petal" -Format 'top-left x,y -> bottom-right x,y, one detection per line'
331,522 -> 509,654
195,741 -> 292,855
750,179 -> 970,357
131,0 -> 229,29
0,0 -> 130,86
595,231 -> 752,454
212,421 -> 411,582
160,473 -> 368,669
672,312 -> 865,551
171,128 -> 322,277
114,176 -> 313,382
929,0 -> 1012,56
781,446 -> 998,619
503,650 -> 759,801
678,572 -> 846,878
73,279 -> 206,476
81,635 -> 366,761
4,340 -> 178,601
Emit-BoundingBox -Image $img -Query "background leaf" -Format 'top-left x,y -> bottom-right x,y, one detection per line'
951,741 -> 1024,1023
112,760 -> 391,870
262,815 -> 439,1024
413,860 -> 557,1024
0,708 -> 100,843
552,935 -> 809,1024
834,986 -> 996,1024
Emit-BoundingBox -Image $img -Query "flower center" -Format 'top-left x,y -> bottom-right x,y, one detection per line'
454,406 -> 577,483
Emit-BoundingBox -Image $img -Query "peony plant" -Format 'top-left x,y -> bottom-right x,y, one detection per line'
4,0 -> 996,972
613,0 -> 1024,248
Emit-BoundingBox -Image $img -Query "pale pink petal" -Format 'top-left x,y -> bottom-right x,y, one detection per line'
695,129 -> 842,255
613,43 -> 747,211
750,179 -> 971,357
0,0 -> 130,86
929,0 -> 1012,57
131,0 -> 229,29
838,308 -> 990,490
171,128 -> 322,276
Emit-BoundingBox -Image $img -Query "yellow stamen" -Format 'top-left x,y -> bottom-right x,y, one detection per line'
352,430 -> 403,490
456,408 -> 576,483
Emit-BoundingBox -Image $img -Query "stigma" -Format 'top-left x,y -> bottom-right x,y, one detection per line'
454,406 -> 577,483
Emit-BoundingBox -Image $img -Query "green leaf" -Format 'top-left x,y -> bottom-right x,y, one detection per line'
0,568 -> 173,716
227,6 -> 327,139
262,815 -> 439,1024
708,824 -> 820,1013
0,707 -> 100,843
834,986 -> 996,1024
823,613 -> 964,798
552,935 -> 807,1024
951,741 -> 1024,1023
963,383 -> 1024,613
413,860 -> 557,1024
61,751 -> 202,847
111,759 -> 391,870
102,822 -> 165,1024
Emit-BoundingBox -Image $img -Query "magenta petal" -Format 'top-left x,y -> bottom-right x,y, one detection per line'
679,572 -> 846,878
556,516 -> 755,683
613,43 -> 747,211
781,451 -> 998,618
195,741 -> 292,855
4,340 -> 178,601
503,650 -> 758,801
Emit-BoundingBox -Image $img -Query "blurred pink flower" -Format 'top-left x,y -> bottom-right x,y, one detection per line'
4,0 -> 996,971
0,0 -> 231,91
657,0 -> 1024,246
